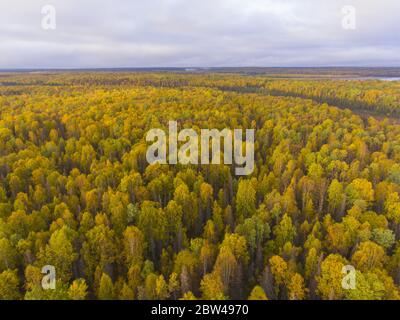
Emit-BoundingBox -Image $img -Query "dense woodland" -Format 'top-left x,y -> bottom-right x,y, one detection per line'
0,72 -> 400,300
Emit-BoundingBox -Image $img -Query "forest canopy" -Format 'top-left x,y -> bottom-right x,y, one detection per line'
0,72 -> 400,300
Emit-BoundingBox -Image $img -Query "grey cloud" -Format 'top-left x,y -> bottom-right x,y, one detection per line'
0,0 -> 399,68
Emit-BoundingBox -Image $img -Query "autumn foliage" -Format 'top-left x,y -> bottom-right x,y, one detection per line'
0,72 -> 399,300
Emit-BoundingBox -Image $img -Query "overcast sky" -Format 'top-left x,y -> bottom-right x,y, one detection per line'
0,0 -> 399,68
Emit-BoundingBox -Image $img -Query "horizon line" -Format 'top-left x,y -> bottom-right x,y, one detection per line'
1,66 -> 400,72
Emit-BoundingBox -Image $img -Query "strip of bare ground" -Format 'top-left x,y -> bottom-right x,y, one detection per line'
216,86 -> 400,125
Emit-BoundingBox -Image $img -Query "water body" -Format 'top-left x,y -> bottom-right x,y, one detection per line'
375,77 -> 400,81
346,77 -> 400,81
